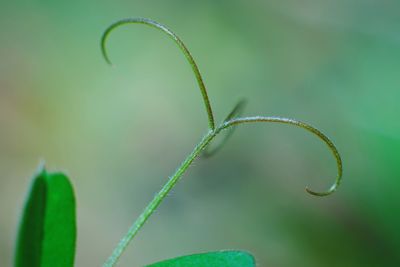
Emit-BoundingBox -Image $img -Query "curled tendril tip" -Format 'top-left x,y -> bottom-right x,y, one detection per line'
100,17 -> 215,130
219,116 -> 343,197
102,17 -> 344,266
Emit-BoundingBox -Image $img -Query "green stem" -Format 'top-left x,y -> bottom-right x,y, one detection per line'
101,17 -> 343,267
103,129 -> 218,267
103,116 -> 342,266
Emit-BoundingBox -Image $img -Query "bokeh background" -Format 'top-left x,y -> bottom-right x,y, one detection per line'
1,0 -> 399,266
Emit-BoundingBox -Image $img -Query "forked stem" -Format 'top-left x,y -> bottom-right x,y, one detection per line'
101,17 -> 343,267
103,117 -> 342,266
202,99 -> 246,158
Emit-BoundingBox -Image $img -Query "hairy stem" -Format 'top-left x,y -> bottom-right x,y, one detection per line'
101,17 -> 342,267
103,116 -> 342,266
103,130 -> 217,267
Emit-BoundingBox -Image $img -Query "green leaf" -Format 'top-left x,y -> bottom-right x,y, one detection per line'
15,165 -> 76,267
145,250 -> 255,267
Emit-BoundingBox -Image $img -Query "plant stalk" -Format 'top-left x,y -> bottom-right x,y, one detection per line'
103,129 -> 220,267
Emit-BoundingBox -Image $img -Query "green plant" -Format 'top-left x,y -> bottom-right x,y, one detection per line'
14,17 -> 343,267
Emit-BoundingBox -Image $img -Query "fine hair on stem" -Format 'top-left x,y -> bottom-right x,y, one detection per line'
101,17 -> 343,267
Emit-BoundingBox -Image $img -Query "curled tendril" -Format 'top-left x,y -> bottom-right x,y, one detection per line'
102,17 -> 343,266
101,17 -> 215,130
203,99 -> 247,158
217,116 -> 343,196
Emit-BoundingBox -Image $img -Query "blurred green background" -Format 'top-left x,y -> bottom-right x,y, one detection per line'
1,0 -> 399,266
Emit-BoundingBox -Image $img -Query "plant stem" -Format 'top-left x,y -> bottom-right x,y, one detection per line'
103,129 -> 219,267
103,115 -> 343,266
